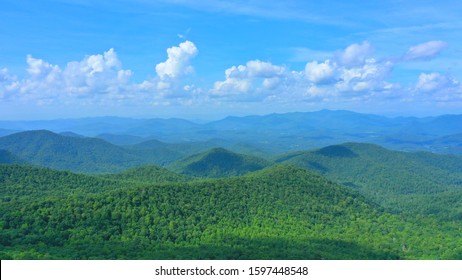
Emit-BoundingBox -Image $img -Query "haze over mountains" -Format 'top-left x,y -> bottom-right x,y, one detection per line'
1,110 -> 462,155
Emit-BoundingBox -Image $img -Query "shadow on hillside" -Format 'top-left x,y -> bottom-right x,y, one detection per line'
315,146 -> 358,158
5,235 -> 401,260
145,237 -> 401,260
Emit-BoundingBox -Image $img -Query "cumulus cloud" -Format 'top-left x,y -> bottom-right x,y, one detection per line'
62,48 -> 133,98
336,59 -> 395,94
404,41 -> 448,61
155,40 -> 197,79
0,41 -> 201,106
0,49 -> 136,104
305,60 -> 337,83
245,60 -> 284,78
212,60 -> 285,96
212,42 -> 398,103
1,39 -> 460,111
415,72 -> 460,95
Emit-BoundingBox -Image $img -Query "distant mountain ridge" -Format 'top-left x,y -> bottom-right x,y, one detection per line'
1,110 -> 461,155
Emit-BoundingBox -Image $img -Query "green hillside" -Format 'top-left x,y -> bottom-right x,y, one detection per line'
126,139 -> 196,166
0,150 -> 24,164
0,165 -> 135,200
102,165 -> 187,183
167,148 -> 272,178
0,130 -> 149,173
276,143 -> 462,219
1,164 -> 461,260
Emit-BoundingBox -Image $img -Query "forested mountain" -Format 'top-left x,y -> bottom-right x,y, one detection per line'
0,150 -> 24,164
126,139 -> 207,166
0,165 -> 135,200
0,130 -> 267,173
276,143 -> 462,219
0,130 -> 147,173
167,148 -> 272,178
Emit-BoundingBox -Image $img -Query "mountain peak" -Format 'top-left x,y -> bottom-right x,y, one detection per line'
168,147 -> 271,178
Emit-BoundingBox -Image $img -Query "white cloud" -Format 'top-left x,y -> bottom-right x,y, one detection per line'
0,49 -> 135,103
212,76 -> 252,94
26,55 -> 61,78
211,46 -> 398,103
245,60 -> 284,78
62,48 -> 132,97
415,72 -> 460,96
305,60 -> 337,83
211,60 -> 285,96
155,40 -> 197,80
404,41 -> 448,61
0,42 -> 201,106
0,68 -> 19,99
154,40 -> 198,96
337,41 -> 373,66
1,39 -> 460,112
336,59 -> 394,93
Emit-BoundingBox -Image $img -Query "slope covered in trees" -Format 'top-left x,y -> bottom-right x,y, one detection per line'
0,130 -> 148,173
0,165 -> 135,200
1,164 -> 461,260
0,150 -> 24,164
167,148 -> 272,178
276,143 -> 462,219
0,130 -> 270,173
102,165 -> 187,183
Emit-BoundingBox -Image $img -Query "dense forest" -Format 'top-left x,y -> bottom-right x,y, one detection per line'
1,127 -> 462,260
167,148 -> 272,178
1,164 -> 462,260
276,143 -> 462,219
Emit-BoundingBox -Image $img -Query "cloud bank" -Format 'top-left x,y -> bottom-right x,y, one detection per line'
1,39 -> 460,111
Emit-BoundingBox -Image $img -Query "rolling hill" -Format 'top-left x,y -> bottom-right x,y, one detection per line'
0,130 -> 147,173
276,143 -> 462,219
0,130 -> 268,173
0,164 -> 133,200
167,147 -> 272,178
1,164 -> 461,259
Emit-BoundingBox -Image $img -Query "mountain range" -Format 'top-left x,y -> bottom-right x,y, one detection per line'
1,110 -> 462,260
1,110 -> 462,155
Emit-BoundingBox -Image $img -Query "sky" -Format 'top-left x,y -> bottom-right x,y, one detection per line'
0,0 -> 461,120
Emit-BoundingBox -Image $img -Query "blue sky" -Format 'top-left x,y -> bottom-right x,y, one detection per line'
1,0 -> 461,120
